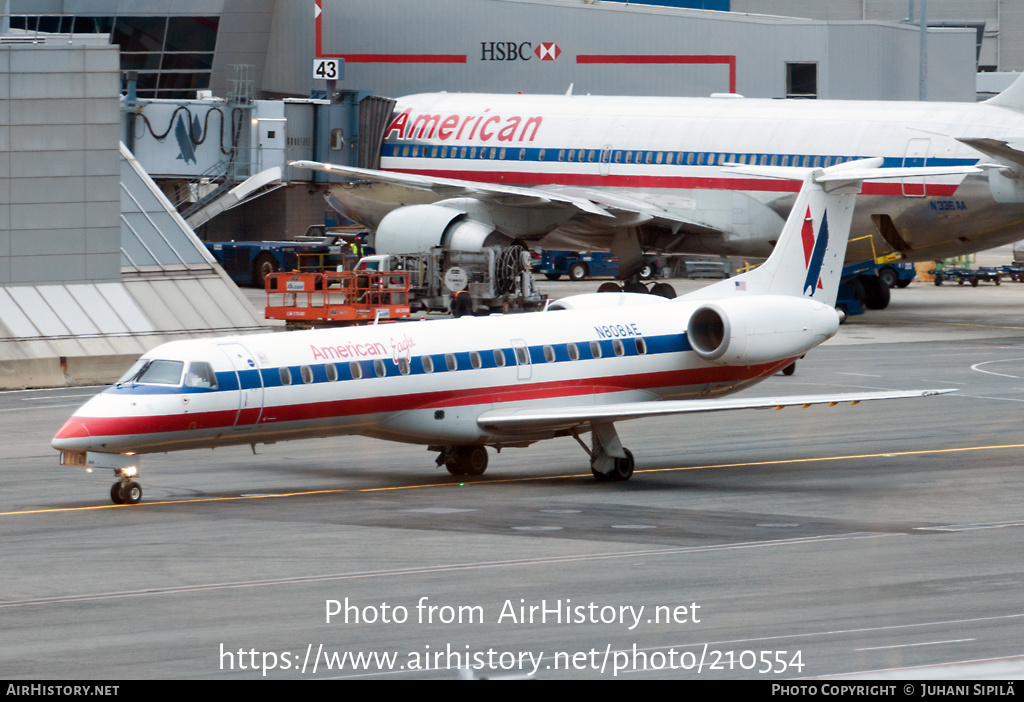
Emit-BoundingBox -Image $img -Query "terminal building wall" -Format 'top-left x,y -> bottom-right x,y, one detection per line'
314,0 -> 976,101
0,40 -> 121,286
732,0 -> 1024,73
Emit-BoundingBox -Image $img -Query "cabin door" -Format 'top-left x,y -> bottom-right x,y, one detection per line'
218,343 -> 264,427
511,339 -> 532,381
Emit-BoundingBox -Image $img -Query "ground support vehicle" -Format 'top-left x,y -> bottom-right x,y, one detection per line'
929,267 -> 1002,287
537,250 -> 666,281
357,245 -> 546,316
876,261 -> 916,288
206,227 -> 370,287
835,261 -> 891,319
264,270 -> 411,328
539,251 -> 624,281
998,264 -> 1024,281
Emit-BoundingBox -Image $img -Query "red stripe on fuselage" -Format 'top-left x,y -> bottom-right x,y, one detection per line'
383,167 -> 961,197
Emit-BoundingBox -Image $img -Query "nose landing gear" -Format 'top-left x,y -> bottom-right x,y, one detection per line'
109,465 -> 142,505
110,478 -> 142,505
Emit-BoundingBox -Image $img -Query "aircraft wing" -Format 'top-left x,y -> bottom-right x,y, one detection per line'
290,160 -> 610,216
288,160 -> 723,235
476,388 -> 954,434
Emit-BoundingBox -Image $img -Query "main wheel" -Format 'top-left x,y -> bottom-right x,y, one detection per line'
462,446 -> 488,476
445,446 -> 488,476
592,449 -> 634,482
610,449 -> 634,481
597,282 -> 622,293
544,273 -> 562,281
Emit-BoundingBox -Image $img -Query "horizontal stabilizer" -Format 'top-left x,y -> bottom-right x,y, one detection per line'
477,389 -> 955,433
958,138 -> 1024,170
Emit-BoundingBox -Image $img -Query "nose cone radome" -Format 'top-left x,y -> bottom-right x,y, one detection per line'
52,419 -> 93,452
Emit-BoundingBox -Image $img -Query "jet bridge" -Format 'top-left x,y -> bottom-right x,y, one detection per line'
121,91 -> 389,237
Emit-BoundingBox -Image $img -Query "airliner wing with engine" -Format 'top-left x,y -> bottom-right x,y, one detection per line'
53,161 -> 963,505
294,73 -> 1024,305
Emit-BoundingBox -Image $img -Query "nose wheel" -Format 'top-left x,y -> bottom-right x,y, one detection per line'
110,479 -> 142,505
109,464 -> 143,505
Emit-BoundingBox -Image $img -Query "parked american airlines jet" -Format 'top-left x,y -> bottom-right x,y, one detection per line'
293,73 -> 1024,306
53,161 -> 963,505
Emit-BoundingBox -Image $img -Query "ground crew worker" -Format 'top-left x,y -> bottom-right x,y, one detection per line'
452,289 -> 473,318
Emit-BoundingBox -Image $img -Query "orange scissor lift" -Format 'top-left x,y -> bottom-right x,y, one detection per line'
264,270 -> 412,328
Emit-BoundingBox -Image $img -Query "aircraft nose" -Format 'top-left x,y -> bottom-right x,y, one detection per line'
52,418 -> 93,451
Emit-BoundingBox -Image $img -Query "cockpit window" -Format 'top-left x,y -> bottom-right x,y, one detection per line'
121,359 -> 185,386
117,359 -> 147,384
185,361 -> 218,389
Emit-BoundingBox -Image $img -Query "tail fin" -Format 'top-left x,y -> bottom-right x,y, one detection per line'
691,158 -> 982,306
749,169 -> 858,304
984,71 -> 1024,112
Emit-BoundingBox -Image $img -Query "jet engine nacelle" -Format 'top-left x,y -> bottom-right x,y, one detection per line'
686,296 -> 840,366
374,204 -> 513,254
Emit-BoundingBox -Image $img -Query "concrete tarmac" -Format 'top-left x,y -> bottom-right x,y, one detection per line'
4,273 -> 1024,680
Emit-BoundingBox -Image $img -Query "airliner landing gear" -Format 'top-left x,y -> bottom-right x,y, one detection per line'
89,457 -> 143,505
438,445 -> 489,476
110,475 -> 142,505
591,449 -> 634,482
573,423 -> 635,482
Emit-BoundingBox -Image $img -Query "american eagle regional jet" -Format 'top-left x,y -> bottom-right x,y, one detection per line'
52,160 -> 963,505
294,73 -> 1024,305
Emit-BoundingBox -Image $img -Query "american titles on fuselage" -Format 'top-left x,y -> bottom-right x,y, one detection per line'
310,332 -> 416,364
385,108 -> 544,144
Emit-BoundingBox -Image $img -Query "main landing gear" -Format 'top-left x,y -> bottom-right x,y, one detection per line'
435,426 -> 637,483
573,421 -> 635,482
597,280 -> 677,299
437,445 -> 489,476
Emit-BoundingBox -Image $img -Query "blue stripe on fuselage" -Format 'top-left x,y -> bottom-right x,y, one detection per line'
101,332 -> 692,396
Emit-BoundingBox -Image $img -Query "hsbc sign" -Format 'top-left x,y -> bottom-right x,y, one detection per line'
480,41 -> 561,61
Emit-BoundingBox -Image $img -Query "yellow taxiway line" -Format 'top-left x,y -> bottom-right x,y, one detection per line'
5,441 -> 1024,517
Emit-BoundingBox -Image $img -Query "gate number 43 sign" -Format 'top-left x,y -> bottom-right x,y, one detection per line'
313,58 -> 344,80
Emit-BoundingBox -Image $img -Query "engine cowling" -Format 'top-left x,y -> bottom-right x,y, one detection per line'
686,296 -> 840,366
374,204 -> 513,254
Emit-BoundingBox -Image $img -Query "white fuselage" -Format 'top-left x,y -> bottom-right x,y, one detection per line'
330,91 -> 1024,263
51,294 -> 835,456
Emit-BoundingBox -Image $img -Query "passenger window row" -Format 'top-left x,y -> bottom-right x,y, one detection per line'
274,337 -> 648,385
386,143 -> 852,170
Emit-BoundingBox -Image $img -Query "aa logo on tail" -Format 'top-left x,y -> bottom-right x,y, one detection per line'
800,207 -> 829,297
